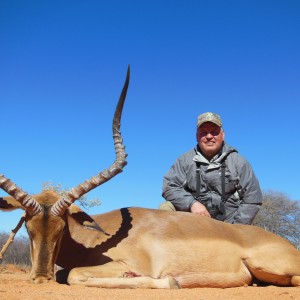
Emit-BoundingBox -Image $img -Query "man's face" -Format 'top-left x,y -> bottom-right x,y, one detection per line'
196,122 -> 224,160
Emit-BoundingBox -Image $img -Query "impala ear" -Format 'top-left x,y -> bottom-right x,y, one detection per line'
67,205 -> 110,235
0,196 -> 23,211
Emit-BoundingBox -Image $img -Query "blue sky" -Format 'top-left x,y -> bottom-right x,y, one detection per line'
0,1 -> 299,235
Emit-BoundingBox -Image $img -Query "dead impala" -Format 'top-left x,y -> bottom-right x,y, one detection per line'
0,67 -> 300,288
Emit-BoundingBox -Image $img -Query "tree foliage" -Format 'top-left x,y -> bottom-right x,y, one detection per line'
253,190 -> 300,249
0,232 -> 31,266
42,181 -> 101,209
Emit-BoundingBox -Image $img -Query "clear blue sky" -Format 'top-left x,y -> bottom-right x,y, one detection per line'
1,1 -> 299,235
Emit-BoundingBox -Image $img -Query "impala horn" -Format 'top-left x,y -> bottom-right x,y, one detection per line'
51,66 -> 130,216
0,175 -> 42,216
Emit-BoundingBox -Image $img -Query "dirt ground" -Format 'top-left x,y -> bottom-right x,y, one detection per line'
0,265 -> 299,300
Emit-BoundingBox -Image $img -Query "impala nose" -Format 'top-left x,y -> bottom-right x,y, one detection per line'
30,274 -> 54,284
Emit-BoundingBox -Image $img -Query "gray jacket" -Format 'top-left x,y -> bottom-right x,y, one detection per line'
162,143 -> 262,224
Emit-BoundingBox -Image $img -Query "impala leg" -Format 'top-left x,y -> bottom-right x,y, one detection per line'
291,276 -> 300,287
175,261 -> 253,288
68,260 -> 129,284
75,276 -> 179,289
67,261 -> 179,289
244,252 -> 300,287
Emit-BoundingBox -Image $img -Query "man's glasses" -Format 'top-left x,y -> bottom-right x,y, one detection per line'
198,129 -> 221,137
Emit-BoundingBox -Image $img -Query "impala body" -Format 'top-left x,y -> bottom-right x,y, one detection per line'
1,67 -> 300,288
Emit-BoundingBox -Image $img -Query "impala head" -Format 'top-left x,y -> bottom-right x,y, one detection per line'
0,66 -> 130,283
25,190 -> 66,283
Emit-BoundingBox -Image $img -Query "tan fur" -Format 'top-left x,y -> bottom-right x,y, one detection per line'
2,191 -> 299,288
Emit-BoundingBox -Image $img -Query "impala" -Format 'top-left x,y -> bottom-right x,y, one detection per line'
1,67 -> 300,288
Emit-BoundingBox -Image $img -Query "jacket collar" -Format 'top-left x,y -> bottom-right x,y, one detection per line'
193,143 -> 237,170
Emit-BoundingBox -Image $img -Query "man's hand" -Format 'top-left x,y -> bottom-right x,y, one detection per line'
191,202 -> 211,217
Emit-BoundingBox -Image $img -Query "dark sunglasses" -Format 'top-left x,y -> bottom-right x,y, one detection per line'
198,129 -> 221,137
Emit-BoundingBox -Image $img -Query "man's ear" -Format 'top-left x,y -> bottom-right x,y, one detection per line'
196,128 -> 200,143
221,128 -> 225,141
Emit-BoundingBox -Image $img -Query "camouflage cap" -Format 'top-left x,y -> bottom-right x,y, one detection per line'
197,112 -> 222,127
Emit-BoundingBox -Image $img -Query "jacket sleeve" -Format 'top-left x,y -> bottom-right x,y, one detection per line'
232,157 -> 263,224
162,155 -> 196,212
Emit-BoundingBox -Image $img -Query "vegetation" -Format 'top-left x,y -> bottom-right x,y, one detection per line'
253,191 -> 300,250
0,190 -> 299,266
42,181 -> 101,209
0,233 -> 31,266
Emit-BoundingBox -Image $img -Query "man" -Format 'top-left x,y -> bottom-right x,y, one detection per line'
160,112 -> 262,224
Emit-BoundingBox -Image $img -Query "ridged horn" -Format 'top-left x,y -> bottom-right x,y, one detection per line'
0,175 -> 42,215
51,66 -> 130,216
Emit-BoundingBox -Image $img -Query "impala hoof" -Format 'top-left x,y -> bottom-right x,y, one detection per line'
168,276 -> 180,289
291,276 -> 300,287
